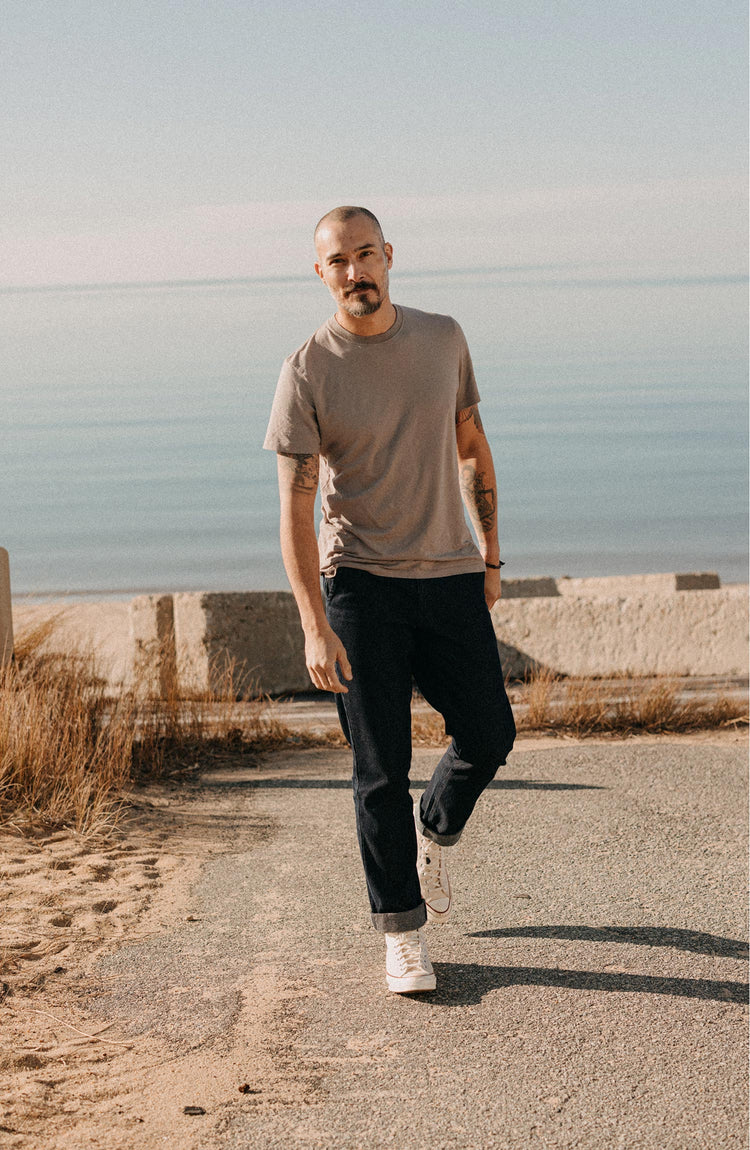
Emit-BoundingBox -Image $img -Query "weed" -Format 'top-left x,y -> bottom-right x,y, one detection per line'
516,671 -> 748,737
408,671 -> 748,745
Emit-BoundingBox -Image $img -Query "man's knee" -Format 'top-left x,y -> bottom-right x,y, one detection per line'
461,714 -> 516,776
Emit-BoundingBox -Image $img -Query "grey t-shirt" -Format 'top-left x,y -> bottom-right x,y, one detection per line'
263,304 -> 484,578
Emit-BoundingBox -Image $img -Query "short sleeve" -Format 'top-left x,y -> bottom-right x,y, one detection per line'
263,359 -> 321,454
455,322 -> 481,411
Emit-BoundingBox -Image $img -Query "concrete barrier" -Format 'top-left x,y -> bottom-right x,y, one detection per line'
12,599 -> 132,688
170,582 -> 747,691
0,548 -> 13,665
173,591 -> 308,697
8,574 -> 748,694
130,594 -> 177,696
557,572 -> 721,597
501,576 -> 559,598
491,586 -> 748,679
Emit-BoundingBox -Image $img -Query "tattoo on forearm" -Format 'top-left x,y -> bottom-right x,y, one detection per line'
460,463 -> 496,534
456,404 -> 485,435
279,452 -> 319,493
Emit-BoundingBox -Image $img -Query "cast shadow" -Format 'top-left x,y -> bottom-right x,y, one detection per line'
466,925 -> 749,961
207,778 -> 605,792
423,962 -> 749,1007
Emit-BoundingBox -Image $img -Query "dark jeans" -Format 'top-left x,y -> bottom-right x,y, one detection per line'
323,566 -> 516,932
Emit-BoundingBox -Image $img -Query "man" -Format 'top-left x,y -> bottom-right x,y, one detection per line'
263,206 -> 515,994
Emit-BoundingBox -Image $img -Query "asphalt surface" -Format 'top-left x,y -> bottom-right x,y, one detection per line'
96,740 -> 748,1149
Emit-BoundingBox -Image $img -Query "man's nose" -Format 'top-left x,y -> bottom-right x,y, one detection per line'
346,260 -> 362,280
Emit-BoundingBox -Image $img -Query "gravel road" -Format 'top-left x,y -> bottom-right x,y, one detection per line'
95,739 -> 748,1149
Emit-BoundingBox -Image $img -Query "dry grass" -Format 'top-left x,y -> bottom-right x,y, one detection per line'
0,644 -> 134,836
130,638 -> 343,769
2,618 -> 744,836
0,626 -> 332,837
411,668 -> 748,744
515,668 -> 748,737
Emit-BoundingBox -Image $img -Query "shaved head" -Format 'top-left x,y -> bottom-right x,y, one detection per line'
313,206 -> 395,332
314,206 -> 385,249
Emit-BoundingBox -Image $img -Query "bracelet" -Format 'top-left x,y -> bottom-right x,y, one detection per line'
485,560 -> 505,569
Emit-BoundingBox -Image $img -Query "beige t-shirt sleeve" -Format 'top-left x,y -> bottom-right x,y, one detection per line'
455,322 -> 480,411
263,360 -> 321,455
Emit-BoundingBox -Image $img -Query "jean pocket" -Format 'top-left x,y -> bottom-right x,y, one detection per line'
323,575 -> 336,599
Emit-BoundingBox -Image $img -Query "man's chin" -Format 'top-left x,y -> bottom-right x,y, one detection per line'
342,296 -> 383,318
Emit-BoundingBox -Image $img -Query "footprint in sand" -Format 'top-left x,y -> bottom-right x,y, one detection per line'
15,1053 -> 47,1070
91,900 -> 117,914
136,857 -> 161,885
5,864 -> 43,878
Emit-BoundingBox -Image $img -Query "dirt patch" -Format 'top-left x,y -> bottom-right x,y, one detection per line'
0,767 -> 292,1150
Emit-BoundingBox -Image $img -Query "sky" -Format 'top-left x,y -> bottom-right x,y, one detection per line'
1,0 -> 746,289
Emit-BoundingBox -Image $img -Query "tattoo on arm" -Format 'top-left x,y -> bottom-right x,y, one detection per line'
456,404 -> 485,435
278,452 -> 319,493
460,463 -> 496,534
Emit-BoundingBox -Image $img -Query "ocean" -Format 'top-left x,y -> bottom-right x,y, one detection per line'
4,270 -> 748,596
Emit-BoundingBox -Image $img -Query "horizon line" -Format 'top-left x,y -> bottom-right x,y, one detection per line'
0,270 -> 746,296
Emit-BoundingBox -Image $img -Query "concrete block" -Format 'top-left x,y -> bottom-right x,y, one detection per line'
172,594 -> 212,696
501,576 -> 559,599
491,586 -> 748,679
674,572 -> 722,591
11,599 -> 133,688
557,572 -> 721,597
0,548 -> 13,665
130,595 -> 176,696
8,577 -> 746,696
173,591 -> 310,697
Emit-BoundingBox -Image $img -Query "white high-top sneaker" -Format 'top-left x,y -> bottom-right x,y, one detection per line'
415,804 -> 452,923
384,929 -> 436,993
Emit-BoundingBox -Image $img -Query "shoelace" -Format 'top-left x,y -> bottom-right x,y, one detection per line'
389,931 -> 426,973
419,843 -> 448,894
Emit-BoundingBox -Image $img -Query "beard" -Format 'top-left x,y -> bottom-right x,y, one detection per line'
343,295 -> 382,317
341,279 -> 386,317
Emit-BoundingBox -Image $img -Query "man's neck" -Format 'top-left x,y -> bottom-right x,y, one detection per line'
335,300 -> 398,337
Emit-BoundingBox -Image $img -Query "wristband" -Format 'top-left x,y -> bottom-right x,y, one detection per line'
485,561 -> 505,569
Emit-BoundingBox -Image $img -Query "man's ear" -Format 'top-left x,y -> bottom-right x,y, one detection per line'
384,242 -> 393,269
314,262 -> 324,281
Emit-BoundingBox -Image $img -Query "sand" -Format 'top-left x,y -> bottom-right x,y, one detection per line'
0,779 -> 242,1148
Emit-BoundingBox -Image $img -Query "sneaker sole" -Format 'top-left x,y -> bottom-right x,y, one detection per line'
425,901 -> 452,924
415,804 -> 453,926
386,971 -> 436,993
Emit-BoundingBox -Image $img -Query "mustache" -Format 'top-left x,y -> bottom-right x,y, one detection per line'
346,281 -> 378,295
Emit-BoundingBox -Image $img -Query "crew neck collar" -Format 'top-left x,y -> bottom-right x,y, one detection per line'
328,306 -> 404,344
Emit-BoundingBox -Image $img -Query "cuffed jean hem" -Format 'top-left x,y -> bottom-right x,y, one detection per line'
417,816 -> 463,847
371,901 -> 427,933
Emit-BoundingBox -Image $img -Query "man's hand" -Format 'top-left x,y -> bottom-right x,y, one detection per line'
304,622 -> 353,694
277,452 -> 352,694
484,566 -> 501,611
